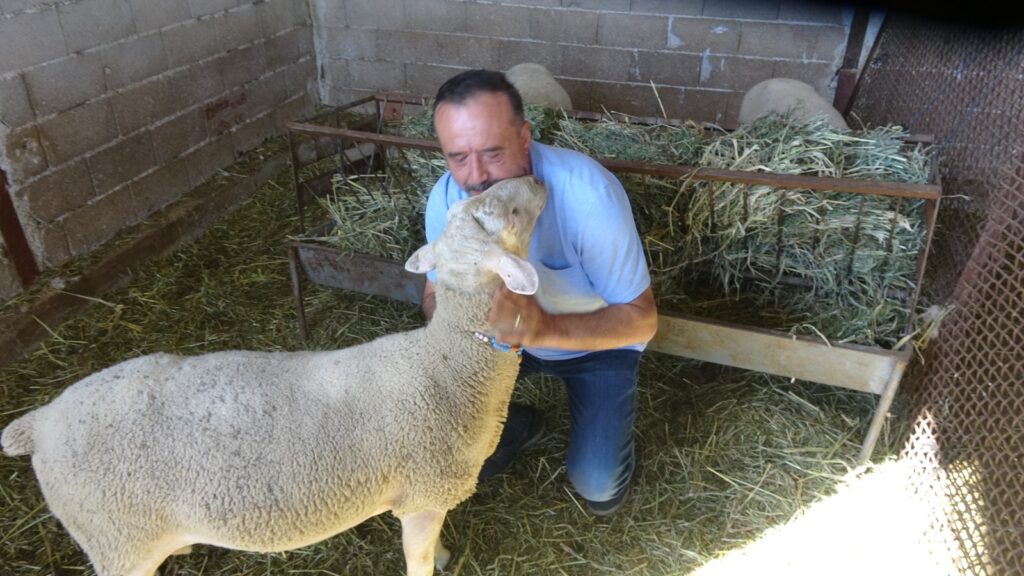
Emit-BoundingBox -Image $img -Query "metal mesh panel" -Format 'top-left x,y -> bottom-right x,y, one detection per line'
849,15 -> 1024,575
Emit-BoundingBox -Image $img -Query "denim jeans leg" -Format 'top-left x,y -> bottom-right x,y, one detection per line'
554,350 -> 641,503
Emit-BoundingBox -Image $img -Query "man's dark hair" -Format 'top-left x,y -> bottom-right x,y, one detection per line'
432,69 -> 525,125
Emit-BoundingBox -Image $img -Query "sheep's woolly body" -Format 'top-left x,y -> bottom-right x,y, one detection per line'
1,176 -> 547,575
739,78 -> 849,130
505,63 -> 573,111
11,289 -> 514,557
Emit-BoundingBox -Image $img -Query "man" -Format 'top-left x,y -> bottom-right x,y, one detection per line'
421,69 -> 657,516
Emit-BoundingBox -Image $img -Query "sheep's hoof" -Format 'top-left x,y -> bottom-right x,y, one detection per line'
171,545 -> 193,556
434,543 -> 451,570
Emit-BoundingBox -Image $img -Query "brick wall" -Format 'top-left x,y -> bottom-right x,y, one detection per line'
0,0 -> 317,277
315,0 -> 849,123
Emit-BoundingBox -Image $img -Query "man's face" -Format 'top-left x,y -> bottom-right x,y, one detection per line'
433,91 -> 532,196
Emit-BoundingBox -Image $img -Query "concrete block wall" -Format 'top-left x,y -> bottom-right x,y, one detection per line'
0,0 -> 317,282
315,0 -> 850,123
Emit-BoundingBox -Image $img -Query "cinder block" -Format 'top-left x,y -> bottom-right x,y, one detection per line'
496,39 -> 562,76
631,0 -> 702,16
597,13 -> 667,50
322,59 -> 350,90
0,73 -> 36,129
58,0 -> 136,54
498,0 -> 559,6
552,76 -> 591,110
347,59 -> 405,91
25,220 -> 72,267
127,0 -> 190,33
1,0 -> 37,15
466,2 -> 530,39
257,0 -> 312,35
636,50 -> 701,86
315,0 -> 347,26
230,113 -> 276,155
87,131 -> 157,195
407,0 -> 465,33
162,17 -> 223,68
697,54 -> 774,91
271,93 -> 315,129
13,160 -> 95,223
23,53 -> 106,117
772,59 -> 835,96
563,0 -> 629,11
151,109 -> 208,162
64,183 -> 139,255
406,63 -> 465,98
703,0 -> 780,20
587,80 -> 681,117
182,135 -> 236,188
130,159 -> 191,219
669,16 -> 741,53
190,0 -> 234,18
4,125 -> 48,182
384,30 -> 497,69
251,67 -> 293,113
112,77 -> 187,135
0,9 -> 67,75
216,42 -> 268,88
323,26 -> 376,60
680,86 -> 736,123
216,4 -> 263,52
100,32 -> 168,91
738,21 -> 845,60
286,57 -> 316,95
203,88 -> 250,135
778,0 -> 846,24
264,27 -> 304,71
37,99 -> 118,167
168,60 -> 227,106
529,8 -> 597,44
561,44 -> 632,82
345,0 -> 406,30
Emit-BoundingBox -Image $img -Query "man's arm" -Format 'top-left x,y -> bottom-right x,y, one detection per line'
489,285 -> 658,351
421,279 -> 437,321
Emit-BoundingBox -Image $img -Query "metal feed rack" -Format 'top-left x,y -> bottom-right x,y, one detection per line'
285,93 -> 943,463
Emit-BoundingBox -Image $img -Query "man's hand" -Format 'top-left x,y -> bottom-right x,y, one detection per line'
489,286 -> 546,347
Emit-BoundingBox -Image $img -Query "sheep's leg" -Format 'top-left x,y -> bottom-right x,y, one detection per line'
399,509 -> 450,576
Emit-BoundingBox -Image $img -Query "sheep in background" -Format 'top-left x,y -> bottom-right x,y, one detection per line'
2,176 -> 548,576
739,78 -> 849,130
506,62 -> 573,110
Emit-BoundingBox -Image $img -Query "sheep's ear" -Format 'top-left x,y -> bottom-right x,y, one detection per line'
484,250 -> 538,295
405,243 -> 437,274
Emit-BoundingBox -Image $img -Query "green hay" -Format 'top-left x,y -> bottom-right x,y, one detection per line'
552,116 -> 704,165
320,111 -> 933,346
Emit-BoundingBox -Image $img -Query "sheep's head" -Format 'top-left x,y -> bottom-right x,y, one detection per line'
405,176 -> 547,295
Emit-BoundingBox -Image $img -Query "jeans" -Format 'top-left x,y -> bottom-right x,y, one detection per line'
519,349 -> 641,503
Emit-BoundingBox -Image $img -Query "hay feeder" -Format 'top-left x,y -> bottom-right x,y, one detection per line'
285,93 -> 943,463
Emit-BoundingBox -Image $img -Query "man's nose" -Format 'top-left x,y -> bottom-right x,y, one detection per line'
467,155 -> 488,187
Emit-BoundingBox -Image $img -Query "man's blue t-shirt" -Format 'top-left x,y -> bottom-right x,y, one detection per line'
424,141 -> 651,361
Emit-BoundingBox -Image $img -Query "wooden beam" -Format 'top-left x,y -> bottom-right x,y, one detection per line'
649,313 -> 910,395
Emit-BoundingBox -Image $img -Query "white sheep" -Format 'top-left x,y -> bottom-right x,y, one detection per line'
505,62 -> 573,110
738,78 -> 849,130
1,176 -> 548,576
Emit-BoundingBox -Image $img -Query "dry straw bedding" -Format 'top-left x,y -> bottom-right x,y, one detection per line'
0,136 -> 905,575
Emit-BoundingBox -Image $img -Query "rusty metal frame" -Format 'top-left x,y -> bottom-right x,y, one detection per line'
285,93 -> 944,462
0,168 -> 39,288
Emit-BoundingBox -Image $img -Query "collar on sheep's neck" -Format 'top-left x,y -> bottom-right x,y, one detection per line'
471,331 -> 523,355
430,285 -> 522,355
